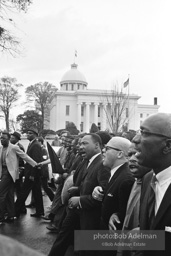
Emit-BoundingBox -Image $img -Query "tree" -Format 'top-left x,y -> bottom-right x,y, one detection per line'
101,86 -> 130,134
25,82 -> 58,130
17,110 -> 42,134
66,122 -> 79,135
0,76 -> 22,131
90,123 -> 99,133
0,0 -> 32,54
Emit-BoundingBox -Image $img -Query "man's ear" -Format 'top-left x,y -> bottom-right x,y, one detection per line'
117,151 -> 123,159
163,139 -> 171,154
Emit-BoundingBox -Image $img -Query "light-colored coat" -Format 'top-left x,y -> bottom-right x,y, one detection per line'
0,143 -> 37,182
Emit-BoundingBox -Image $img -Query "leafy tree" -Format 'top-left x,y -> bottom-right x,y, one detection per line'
66,122 -> 79,135
0,76 -> 22,131
0,0 -> 32,54
25,82 -> 58,130
90,123 -> 99,133
17,110 -> 42,134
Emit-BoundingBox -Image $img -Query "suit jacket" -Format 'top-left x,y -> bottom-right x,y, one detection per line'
101,162 -> 135,230
40,146 -> 49,178
79,154 -> 110,230
25,139 -> 42,179
0,143 -> 37,182
139,171 -> 171,256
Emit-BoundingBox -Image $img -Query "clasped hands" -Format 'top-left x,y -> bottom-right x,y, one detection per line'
68,196 -> 80,209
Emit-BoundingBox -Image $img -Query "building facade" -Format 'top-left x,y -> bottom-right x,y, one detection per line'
49,63 -> 159,133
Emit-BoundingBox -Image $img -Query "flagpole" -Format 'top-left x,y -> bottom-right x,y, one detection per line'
127,74 -> 130,131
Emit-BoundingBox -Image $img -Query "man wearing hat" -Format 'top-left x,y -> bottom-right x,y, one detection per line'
15,127 -> 44,218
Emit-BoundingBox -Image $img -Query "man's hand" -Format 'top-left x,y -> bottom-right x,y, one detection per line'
68,196 -> 80,209
36,162 -> 42,167
92,186 -> 104,201
109,213 -> 120,230
62,173 -> 68,179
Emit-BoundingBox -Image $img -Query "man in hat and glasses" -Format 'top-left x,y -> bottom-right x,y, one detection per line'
15,127 -> 44,218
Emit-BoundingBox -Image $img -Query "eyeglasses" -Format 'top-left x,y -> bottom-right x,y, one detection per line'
105,146 -> 122,152
139,129 -> 171,139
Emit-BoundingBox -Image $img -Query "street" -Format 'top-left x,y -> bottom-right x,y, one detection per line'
0,195 -> 56,255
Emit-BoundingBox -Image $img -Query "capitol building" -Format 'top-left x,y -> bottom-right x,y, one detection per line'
49,63 -> 159,133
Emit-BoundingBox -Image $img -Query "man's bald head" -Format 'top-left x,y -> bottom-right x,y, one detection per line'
107,136 -> 131,156
103,136 -> 131,169
133,112 -> 171,173
141,113 -> 171,138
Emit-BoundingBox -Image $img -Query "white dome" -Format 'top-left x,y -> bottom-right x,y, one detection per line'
60,63 -> 87,84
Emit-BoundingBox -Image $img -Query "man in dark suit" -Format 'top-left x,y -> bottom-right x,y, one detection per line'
68,133 -> 110,230
92,136 -> 135,256
48,133 -> 110,256
132,113 -> 171,256
15,127 -> 44,218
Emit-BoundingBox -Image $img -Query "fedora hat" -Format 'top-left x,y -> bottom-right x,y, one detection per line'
27,127 -> 39,136
11,131 -> 21,140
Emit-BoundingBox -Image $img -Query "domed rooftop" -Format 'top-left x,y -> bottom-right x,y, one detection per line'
60,63 -> 87,85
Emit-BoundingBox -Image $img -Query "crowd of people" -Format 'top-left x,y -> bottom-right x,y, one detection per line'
0,112 -> 171,256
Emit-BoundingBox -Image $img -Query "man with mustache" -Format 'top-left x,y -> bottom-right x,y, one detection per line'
48,133 -> 109,256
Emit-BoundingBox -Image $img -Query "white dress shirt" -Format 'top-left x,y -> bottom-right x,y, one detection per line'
155,166 -> 171,214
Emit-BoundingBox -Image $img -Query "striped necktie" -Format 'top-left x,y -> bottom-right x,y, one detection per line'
148,174 -> 157,229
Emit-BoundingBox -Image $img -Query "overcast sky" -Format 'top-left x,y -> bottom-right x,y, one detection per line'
0,0 -> 171,126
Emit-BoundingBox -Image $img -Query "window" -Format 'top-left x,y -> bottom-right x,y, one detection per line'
81,106 -> 84,116
80,122 -> 83,132
66,84 -> 68,90
140,113 -> 143,118
98,106 -> 100,117
78,84 -> 80,90
98,122 -> 101,130
66,105 -> 70,116
71,84 -> 74,90
126,108 -> 129,118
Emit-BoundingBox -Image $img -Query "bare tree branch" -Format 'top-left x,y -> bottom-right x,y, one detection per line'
0,0 -> 32,54
101,85 -> 130,134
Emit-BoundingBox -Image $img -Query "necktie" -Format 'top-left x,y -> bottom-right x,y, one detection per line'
122,180 -> 141,230
80,159 -> 90,183
148,174 -> 157,229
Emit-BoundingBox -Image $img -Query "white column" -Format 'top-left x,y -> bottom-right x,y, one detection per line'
77,103 -> 81,131
85,102 -> 90,132
94,103 -> 98,126
102,104 -> 107,130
